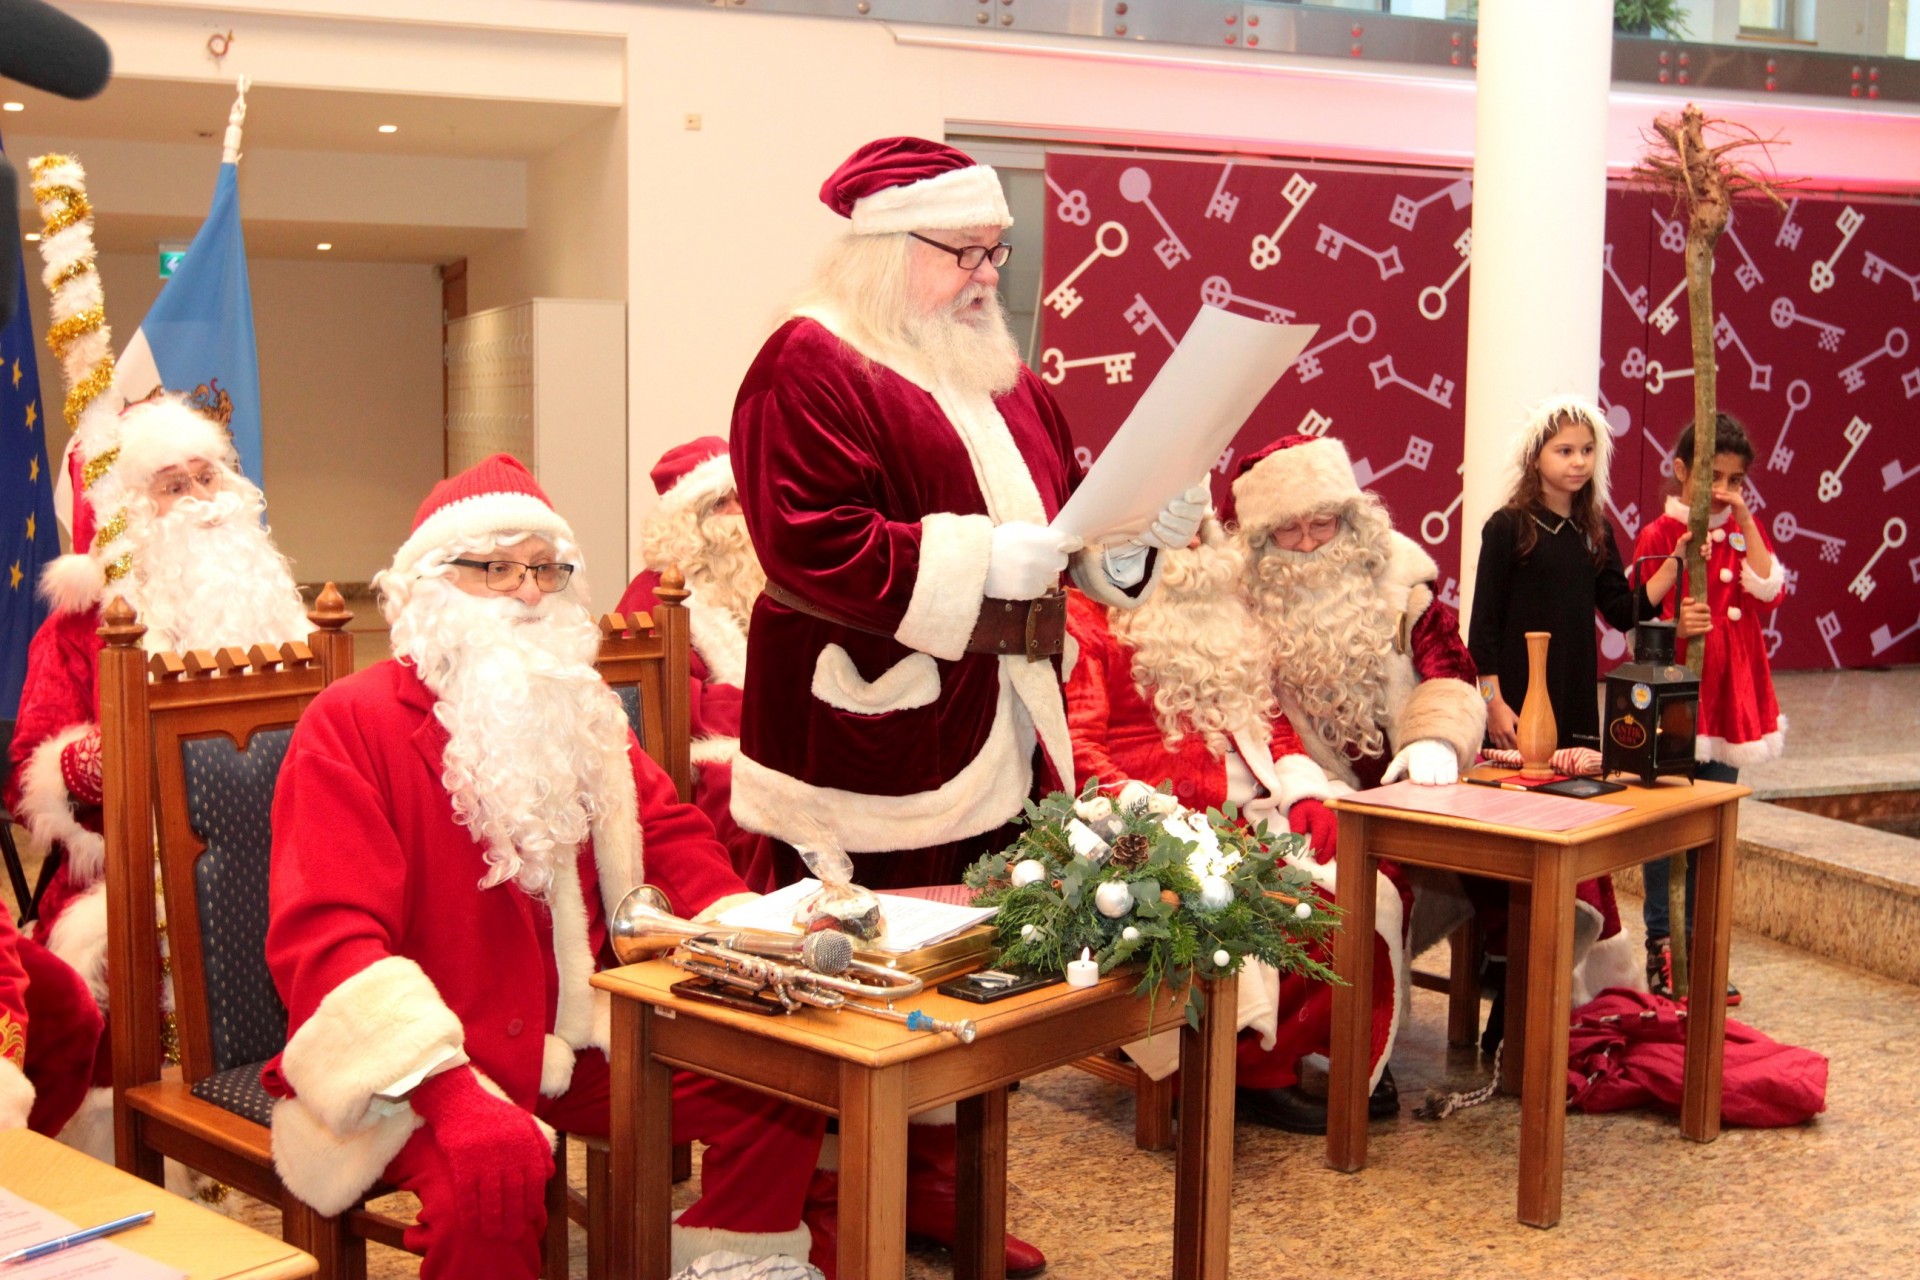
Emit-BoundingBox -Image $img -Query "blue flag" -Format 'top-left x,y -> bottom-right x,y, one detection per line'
116,160 -> 264,488
0,136 -> 63,720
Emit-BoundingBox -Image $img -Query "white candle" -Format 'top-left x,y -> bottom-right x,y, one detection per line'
1066,947 -> 1099,988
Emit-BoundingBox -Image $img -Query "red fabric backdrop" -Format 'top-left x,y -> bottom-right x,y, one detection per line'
1039,152 -> 1919,673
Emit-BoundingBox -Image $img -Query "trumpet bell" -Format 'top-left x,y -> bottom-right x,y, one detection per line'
609,884 -> 703,963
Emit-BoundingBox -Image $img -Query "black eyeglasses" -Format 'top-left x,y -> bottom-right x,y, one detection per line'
909,232 -> 1013,271
448,558 -> 577,593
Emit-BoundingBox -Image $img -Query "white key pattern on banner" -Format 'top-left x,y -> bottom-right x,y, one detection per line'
1046,174 -> 1092,227
1653,207 -> 1687,255
1418,228 -> 1473,320
1369,355 -> 1455,408
1249,173 -> 1318,270
1769,379 -> 1812,473
1871,612 -> 1920,658
1839,327 -> 1907,393
1648,276 -> 1689,335
1351,436 -> 1434,489
1200,275 -> 1295,324
1883,456 -> 1920,491
1293,310 -> 1377,382
1848,516 -> 1907,602
1422,465 -> 1466,545
1773,510 -> 1847,563
1119,167 -> 1192,269
1641,426 -> 1674,469
1595,382 -> 1632,437
1123,294 -> 1178,350
1818,415 -> 1872,502
1725,207 -> 1764,291
1715,314 -> 1773,391
1770,296 -> 1845,352
1782,565 -> 1800,597
1206,164 -> 1240,223
1776,199 -> 1804,251
1903,368 -> 1920,400
1040,347 -> 1136,386
1315,224 -> 1405,280
1297,408 -> 1334,438
1761,616 -> 1784,660
1045,221 -> 1129,319
1861,250 -> 1920,302
1389,177 -> 1471,232
1740,474 -> 1768,516
1439,577 -> 1463,610
1810,206 -> 1865,293
1642,355 -> 1696,396
1608,493 -> 1642,540
1603,244 -> 1652,321
1816,610 -> 1844,669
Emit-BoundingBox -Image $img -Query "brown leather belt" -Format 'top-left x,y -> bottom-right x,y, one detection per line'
762,580 -> 1066,664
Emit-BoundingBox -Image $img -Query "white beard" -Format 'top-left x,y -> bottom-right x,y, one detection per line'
392,581 -> 635,897
120,489 -> 311,654
903,286 -> 1024,399
1110,539 -> 1274,753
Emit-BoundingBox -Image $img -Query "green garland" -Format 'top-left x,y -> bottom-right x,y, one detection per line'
963,780 -> 1340,1026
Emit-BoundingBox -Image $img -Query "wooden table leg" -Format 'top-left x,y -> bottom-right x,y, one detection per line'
1173,974 -> 1238,1280
954,1090 -> 1008,1280
1500,880 -> 1531,1097
1446,918 -> 1485,1048
838,1062 -> 909,1279
1681,798 -> 1737,1142
609,997 -> 676,1279
1326,808 -> 1375,1173
1516,847 -> 1576,1229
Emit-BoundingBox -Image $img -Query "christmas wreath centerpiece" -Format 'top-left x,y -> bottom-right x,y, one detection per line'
962,778 -> 1339,1025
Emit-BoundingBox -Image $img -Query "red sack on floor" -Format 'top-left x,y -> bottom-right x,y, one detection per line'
1566,987 -> 1827,1127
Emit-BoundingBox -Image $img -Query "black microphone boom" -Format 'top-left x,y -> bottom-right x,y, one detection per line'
0,0 -> 114,99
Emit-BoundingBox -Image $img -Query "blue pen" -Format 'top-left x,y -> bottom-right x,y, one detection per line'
0,1209 -> 156,1265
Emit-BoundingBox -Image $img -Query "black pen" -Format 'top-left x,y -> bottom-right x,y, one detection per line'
0,1209 -> 156,1264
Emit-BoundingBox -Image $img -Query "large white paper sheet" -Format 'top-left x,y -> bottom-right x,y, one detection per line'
715,879 -> 996,953
1051,307 -> 1317,544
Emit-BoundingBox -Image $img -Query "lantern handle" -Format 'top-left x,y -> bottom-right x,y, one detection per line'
1626,554 -> 1687,635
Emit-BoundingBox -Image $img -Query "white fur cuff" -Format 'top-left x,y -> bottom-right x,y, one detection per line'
17,723 -> 105,885
1394,678 -> 1486,770
1742,552 -> 1786,603
671,1221 -> 815,1276
1270,753 -> 1338,816
0,1057 -> 33,1130
896,513 -> 993,661
690,736 -> 742,768
277,956 -> 463,1138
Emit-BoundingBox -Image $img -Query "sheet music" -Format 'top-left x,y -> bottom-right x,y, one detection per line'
0,1189 -> 183,1280
1343,781 -> 1630,832
715,879 -> 997,953
1050,306 -> 1316,544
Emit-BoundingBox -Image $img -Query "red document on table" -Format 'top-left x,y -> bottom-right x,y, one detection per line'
1345,781 -> 1631,832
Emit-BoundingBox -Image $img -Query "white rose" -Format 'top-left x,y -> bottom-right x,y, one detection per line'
1166,812 -> 1241,879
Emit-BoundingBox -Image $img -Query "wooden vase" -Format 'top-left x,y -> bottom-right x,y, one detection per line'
1517,630 -> 1558,779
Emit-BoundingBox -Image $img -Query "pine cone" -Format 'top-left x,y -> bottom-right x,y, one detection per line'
1111,832 -> 1151,869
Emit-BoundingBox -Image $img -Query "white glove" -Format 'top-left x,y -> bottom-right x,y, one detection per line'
1381,738 -> 1460,787
984,521 -> 1078,600
1138,484 -> 1210,551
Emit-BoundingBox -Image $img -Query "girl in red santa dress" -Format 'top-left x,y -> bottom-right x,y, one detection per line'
1632,414 -> 1785,1005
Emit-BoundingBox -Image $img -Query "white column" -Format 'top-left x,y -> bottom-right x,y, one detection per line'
1457,0 -> 1615,628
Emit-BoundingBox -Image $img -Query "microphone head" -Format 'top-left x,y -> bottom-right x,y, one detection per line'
0,0 -> 114,100
801,929 -> 854,976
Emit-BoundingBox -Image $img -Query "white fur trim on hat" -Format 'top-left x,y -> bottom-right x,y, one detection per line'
1507,394 -> 1614,508
113,399 -> 233,490
850,164 -> 1012,235
658,452 -> 736,517
390,492 -> 575,578
37,554 -> 107,616
1232,437 -> 1362,536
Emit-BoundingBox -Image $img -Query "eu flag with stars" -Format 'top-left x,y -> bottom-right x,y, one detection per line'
0,136 -> 62,720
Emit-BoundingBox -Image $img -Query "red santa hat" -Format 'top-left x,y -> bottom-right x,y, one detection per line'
1227,434 -> 1361,537
39,395 -> 239,614
389,453 -> 575,577
650,436 -> 735,515
820,137 -> 1012,236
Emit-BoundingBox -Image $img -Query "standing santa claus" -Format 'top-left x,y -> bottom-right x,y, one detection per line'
616,437 -> 763,879
1064,516 -> 1405,1132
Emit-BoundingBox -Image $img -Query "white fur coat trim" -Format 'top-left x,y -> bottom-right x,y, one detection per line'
896,512 -> 993,662
1268,751 -> 1342,817
1290,852 -> 1406,1093
690,736 -> 741,768
1070,544 -> 1163,612
1570,916 -> 1645,1009
1698,718 -> 1788,767
54,1085 -> 112,1163
543,845 -> 600,1068
590,745 -> 645,928
42,880 -> 109,1009
1741,551 -> 1786,603
670,1220 -> 816,1276
686,590 -> 749,688
0,1056 -> 32,1130
277,957 -> 464,1138
733,667 -> 1031,854
811,645 -> 941,716
17,724 -> 105,886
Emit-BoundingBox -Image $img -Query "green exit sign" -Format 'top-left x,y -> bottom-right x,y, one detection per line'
158,247 -> 187,279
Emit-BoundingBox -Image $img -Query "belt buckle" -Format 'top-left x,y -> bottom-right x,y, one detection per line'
1025,591 -> 1065,664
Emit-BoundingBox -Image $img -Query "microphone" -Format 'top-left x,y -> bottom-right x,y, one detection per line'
721,926 -> 856,976
0,0 -> 114,99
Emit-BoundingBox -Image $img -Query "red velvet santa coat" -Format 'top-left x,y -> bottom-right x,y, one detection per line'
262,658 -> 749,1216
1062,592 -> 1405,1091
616,569 -> 756,875
1632,500 -> 1787,767
5,606 -> 110,1001
729,312 -> 1152,863
0,911 -> 101,1135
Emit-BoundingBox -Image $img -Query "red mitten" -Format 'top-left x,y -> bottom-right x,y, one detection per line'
59,728 -> 104,805
1289,799 -> 1339,863
408,1067 -> 554,1241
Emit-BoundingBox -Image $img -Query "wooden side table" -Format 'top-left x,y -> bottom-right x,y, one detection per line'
0,1128 -> 316,1278
1325,777 -> 1748,1227
593,961 -> 1239,1279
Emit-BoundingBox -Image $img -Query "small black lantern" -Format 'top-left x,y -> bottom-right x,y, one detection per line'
1602,557 -> 1702,785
